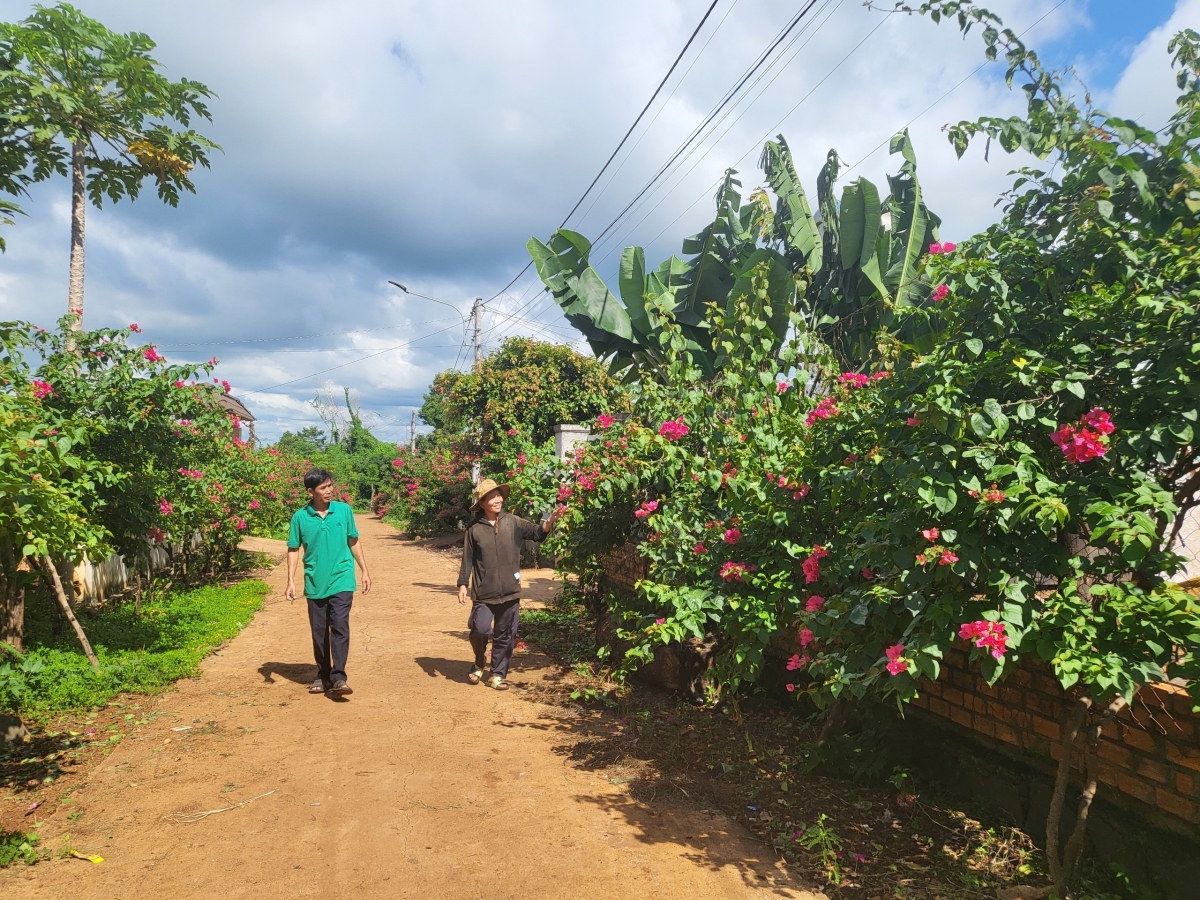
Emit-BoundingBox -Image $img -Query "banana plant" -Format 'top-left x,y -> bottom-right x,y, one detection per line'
760,130 -> 942,370
528,170 -> 796,381
528,129 -> 942,381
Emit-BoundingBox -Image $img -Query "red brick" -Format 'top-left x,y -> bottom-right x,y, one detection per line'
929,697 -> 951,719
1176,771 -> 1197,797
1171,693 -> 1200,719
1135,755 -> 1172,784
1121,725 -> 1159,755
1098,739 -> 1132,768
1166,742 -> 1200,773
950,706 -> 973,729
974,695 -> 991,715
909,694 -> 928,709
942,686 -> 965,707
1033,716 -> 1061,740
1033,673 -> 1063,695
1116,772 -> 1158,805
1010,668 -> 1033,687
952,669 -> 975,691
1156,788 -> 1198,822
988,700 -> 1011,723
993,721 -> 1018,745
923,680 -> 943,697
978,682 -> 999,698
1093,760 -> 1121,785
974,717 -> 997,739
1001,686 -> 1024,707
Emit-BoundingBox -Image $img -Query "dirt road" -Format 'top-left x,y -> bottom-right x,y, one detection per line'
3,516 -> 818,899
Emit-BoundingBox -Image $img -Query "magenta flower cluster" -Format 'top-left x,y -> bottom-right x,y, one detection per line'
959,620 -> 1008,659
658,417 -> 689,440
1050,407 -> 1115,463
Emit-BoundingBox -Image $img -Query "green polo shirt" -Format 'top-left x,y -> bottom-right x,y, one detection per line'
287,501 -> 360,599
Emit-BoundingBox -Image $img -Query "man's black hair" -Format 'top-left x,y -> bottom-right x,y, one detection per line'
304,467 -> 334,490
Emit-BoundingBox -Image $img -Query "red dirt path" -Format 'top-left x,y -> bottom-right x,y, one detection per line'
1,516 -> 820,899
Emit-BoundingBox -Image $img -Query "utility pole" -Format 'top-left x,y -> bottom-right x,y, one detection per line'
409,410 -> 416,452
472,297 -> 483,367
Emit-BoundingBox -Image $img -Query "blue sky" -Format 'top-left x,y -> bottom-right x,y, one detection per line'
0,0 -> 1192,444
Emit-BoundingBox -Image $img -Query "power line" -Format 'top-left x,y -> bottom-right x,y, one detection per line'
558,0 -> 722,230
843,0 -> 1069,174
575,0 -> 742,228
590,0 -> 843,265
244,321 -> 464,396
586,0 -> 824,250
159,316 -> 457,346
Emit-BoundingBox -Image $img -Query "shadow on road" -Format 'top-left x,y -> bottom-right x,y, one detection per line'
414,656 -> 475,682
257,661 -> 318,685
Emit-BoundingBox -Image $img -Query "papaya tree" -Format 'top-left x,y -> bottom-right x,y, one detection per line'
0,3 -> 218,328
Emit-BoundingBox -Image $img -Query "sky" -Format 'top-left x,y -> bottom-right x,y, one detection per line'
0,0 -> 1192,444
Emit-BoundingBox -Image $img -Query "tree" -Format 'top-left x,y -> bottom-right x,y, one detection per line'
423,337 -> 629,452
276,426 -> 328,458
0,3 -> 217,327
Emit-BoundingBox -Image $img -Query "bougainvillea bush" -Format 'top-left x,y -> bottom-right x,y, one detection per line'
0,317 -> 310,646
546,13 -> 1200,894
384,444 -> 476,535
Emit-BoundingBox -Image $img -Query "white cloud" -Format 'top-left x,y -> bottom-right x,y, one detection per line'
0,0 -> 1183,441
1107,0 -> 1200,127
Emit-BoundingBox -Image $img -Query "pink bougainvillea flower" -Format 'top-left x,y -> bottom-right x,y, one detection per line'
885,643 -> 909,676
853,852 -> 868,864
174,379 -> 186,388
143,346 -> 163,363
805,595 -> 825,613
791,484 -> 810,500
30,379 -> 54,399
249,500 -> 261,510
655,618 -> 666,625
906,417 -> 921,426
1081,406 -> 1115,436
693,542 -> 707,554
723,527 -> 742,545
596,413 -> 615,429
658,417 -> 690,440
942,242 -> 957,252
158,499 -> 174,516
777,380 -> 790,393
922,527 -> 940,542
838,372 -> 870,388
786,653 -> 804,671
932,284 -> 950,302
959,620 -> 1008,658
939,550 -> 959,565
129,322 -> 142,333
928,242 -> 943,255
221,379 -> 232,393
506,428 -> 518,437
799,628 -> 814,648
804,397 -> 839,427
801,556 -> 820,583
147,527 -> 165,544
861,567 -> 874,580
786,683 -> 795,692
720,561 -> 754,583
236,519 -> 248,530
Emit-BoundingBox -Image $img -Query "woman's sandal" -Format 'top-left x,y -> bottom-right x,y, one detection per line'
488,676 -> 509,691
467,668 -> 484,685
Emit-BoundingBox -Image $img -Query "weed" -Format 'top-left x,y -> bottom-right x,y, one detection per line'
0,830 -> 41,867
795,814 -> 844,885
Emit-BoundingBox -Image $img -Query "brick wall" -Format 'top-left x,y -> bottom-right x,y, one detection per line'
909,648 -> 1200,837
601,544 -> 1200,837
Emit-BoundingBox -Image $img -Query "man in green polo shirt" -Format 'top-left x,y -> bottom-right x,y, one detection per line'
286,467 -> 372,696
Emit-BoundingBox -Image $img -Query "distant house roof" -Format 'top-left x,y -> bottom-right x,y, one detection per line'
217,393 -> 255,422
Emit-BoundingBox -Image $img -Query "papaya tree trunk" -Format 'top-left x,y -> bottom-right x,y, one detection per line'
67,139 -> 86,333
42,556 -> 98,669
1045,693 -> 1128,898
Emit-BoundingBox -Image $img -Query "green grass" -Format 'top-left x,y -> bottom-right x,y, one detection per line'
521,601 -> 598,666
0,831 -> 41,866
14,580 -> 269,716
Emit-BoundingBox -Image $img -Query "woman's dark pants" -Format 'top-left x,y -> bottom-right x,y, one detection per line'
307,591 -> 353,685
468,598 -> 520,679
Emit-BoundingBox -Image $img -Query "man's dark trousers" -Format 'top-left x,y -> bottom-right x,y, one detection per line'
468,597 -> 519,679
307,591 -> 353,685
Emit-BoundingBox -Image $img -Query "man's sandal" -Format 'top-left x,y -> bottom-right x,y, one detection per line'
309,679 -> 328,694
488,676 -> 509,691
467,668 -> 484,685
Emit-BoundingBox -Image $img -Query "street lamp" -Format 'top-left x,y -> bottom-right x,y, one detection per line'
388,281 -> 468,330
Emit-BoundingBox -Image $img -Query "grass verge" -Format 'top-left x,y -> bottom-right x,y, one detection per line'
12,579 -> 269,717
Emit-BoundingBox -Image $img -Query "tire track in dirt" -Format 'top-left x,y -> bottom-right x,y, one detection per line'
0,516 -> 822,899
